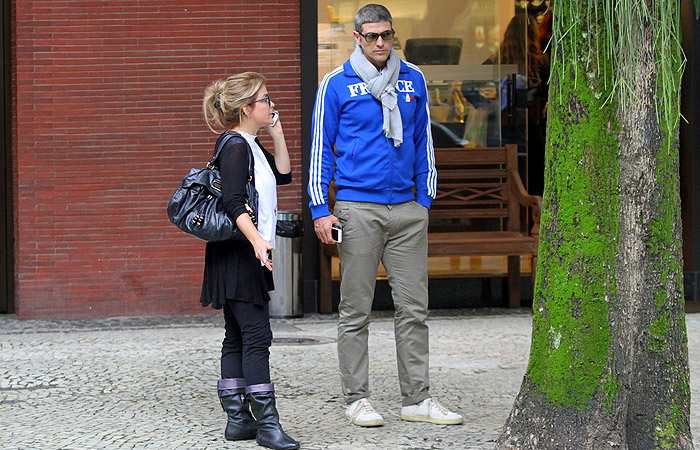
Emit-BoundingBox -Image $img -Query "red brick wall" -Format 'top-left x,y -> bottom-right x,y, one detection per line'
12,1 -> 302,319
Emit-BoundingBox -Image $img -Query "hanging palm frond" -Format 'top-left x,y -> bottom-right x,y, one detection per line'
550,0 -> 684,154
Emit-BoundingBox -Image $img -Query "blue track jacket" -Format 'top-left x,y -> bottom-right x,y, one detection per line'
308,59 -> 437,220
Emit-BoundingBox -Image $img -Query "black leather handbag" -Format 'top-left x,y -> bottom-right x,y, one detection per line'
167,132 -> 258,242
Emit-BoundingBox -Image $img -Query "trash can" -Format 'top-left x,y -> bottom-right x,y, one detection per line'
269,212 -> 303,318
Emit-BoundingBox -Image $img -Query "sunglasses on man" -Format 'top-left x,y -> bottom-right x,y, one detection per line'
358,29 -> 395,43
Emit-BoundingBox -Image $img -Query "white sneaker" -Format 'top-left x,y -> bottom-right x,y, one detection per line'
345,398 -> 384,427
400,398 -> 463,425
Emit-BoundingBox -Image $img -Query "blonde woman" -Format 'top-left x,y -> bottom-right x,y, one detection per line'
200,72 -> 298,450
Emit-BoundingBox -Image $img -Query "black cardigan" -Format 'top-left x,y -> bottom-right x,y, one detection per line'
200,133 -> 292,309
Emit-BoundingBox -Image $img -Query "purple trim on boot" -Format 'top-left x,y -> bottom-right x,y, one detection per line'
245,382 -> 274,394
218,378 -> 247,390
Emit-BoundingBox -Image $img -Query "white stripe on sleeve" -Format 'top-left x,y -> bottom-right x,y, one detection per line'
310,66 -> 343,206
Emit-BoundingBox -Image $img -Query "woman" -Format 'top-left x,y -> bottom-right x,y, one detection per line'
200,72 -> 299,450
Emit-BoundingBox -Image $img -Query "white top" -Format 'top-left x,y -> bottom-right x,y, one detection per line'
238,131 -> 277,248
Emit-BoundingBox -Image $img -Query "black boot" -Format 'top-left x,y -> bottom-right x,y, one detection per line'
246,383 -> 300,450
217,378 -> 257,441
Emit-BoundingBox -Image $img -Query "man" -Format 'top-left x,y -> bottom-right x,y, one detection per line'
308,4 -> 463,427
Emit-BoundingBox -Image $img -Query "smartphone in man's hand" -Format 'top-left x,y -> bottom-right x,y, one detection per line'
331,224 -> 343,243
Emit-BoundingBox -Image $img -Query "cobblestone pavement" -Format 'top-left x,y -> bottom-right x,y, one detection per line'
2,309 -> 700,450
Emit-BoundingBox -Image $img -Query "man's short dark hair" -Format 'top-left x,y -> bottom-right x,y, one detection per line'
354,4 -> 393,32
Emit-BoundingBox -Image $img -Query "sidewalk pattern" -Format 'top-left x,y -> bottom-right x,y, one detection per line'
2,310 -> 700,450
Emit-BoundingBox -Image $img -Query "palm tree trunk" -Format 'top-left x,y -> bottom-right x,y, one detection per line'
496,1 -> 692,449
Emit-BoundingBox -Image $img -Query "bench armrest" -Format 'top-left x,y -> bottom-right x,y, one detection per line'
509,168 -> 543,232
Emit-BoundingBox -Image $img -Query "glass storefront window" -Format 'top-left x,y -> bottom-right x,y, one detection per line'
318,0 -> 551,199
315,1 -> 552,282
319,1 -> 521,147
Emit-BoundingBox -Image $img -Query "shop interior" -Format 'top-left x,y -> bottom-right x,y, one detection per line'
316,1 -> 551,308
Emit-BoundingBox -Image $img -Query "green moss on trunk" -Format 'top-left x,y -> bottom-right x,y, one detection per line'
527,31 -> 620,407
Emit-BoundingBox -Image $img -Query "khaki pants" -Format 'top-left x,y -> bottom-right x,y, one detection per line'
334,200 -> 430,407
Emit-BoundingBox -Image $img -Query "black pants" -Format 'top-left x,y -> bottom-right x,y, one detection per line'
221,300 -> 272,385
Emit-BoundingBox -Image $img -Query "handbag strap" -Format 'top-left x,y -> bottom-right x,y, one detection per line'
208,131 -> 254,181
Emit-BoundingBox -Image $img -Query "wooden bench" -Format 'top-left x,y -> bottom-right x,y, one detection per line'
318,144 -> 542,312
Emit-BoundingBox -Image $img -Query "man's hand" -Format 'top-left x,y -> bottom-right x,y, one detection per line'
314,215 -> 341,245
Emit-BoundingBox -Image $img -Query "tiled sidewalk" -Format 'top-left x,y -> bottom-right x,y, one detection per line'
1,310 -> 699,450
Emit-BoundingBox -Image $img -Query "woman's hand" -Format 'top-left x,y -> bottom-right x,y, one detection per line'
253,236 -> 274,271
265,109 -> 291,174
264,109 -> 284,139
235,213 -> 273,271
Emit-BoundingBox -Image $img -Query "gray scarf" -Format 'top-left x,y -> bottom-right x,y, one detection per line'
350,45 -> 403,147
